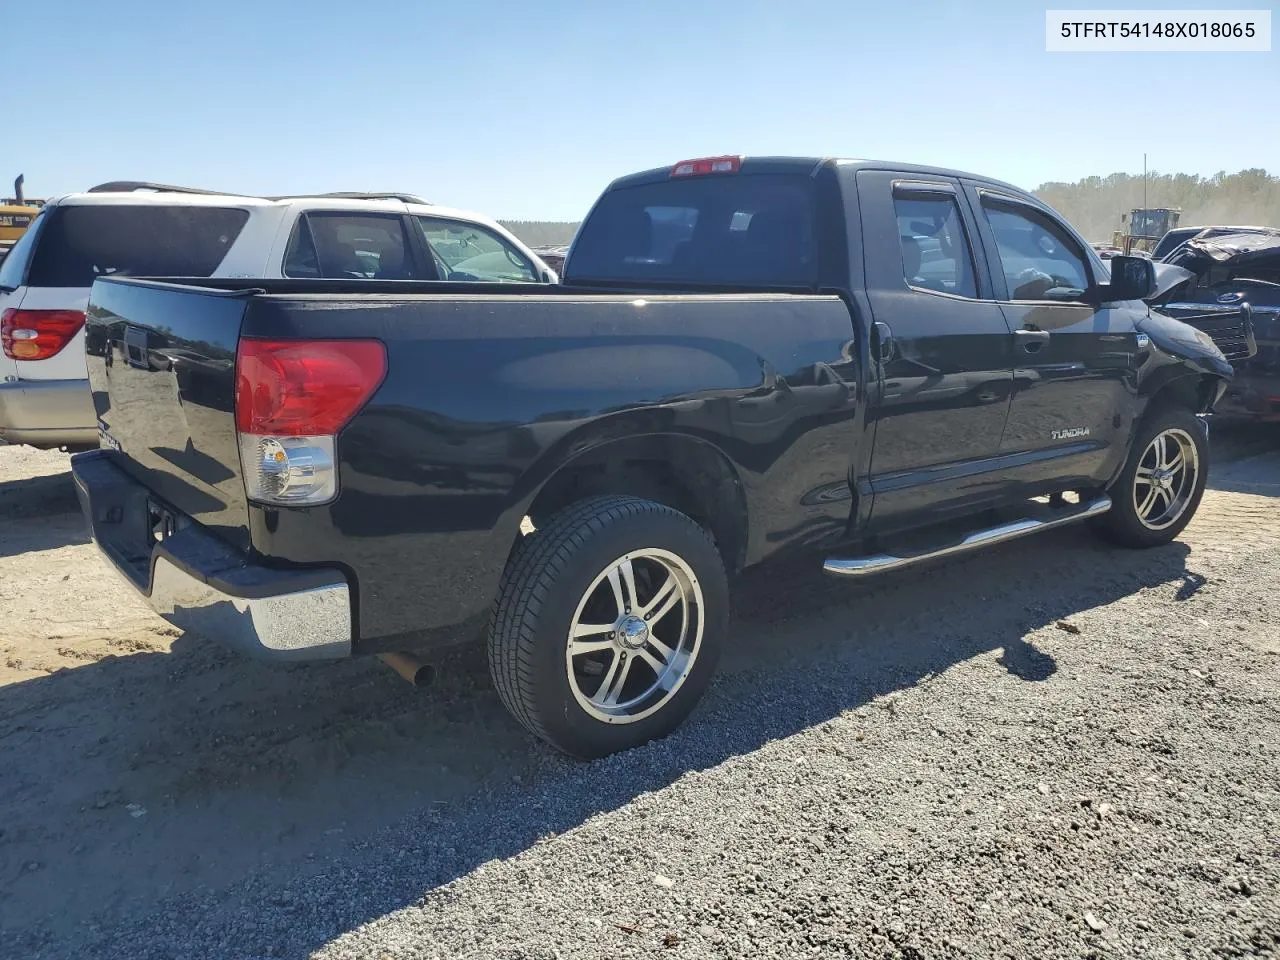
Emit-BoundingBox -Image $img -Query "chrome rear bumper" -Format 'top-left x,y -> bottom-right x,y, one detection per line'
71,449 -> 352,661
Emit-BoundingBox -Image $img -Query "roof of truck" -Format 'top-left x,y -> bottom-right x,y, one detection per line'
606,156 -> 1032,197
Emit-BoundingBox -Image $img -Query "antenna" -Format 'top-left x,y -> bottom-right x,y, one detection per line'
1143,153 -> 1148,214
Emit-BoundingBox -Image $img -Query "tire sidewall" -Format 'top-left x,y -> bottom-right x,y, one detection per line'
520,504 -> 728,759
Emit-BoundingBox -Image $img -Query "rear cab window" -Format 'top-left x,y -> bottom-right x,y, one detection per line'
25,205 -> 250,287
566,173 -> 818,287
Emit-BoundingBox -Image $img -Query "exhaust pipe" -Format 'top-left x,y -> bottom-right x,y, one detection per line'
13,175 -> 23,205
378,651 -> 436,687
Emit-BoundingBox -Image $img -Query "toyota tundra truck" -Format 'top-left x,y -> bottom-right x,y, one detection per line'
72,156 -> 1233,758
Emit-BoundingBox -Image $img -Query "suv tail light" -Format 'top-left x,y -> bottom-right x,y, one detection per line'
234,338 -> 386,506
1,308 -> 86,360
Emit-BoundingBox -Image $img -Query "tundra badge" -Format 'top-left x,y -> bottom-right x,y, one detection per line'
97,419 -> 121,452
1052,426 -> 1090,441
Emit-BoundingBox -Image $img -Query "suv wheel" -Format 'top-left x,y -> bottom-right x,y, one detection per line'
488,495 -> 728,759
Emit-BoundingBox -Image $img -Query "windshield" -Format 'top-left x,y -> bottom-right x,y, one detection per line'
566,173 -> 817,287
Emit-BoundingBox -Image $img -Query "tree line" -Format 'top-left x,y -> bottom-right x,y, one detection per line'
1033,168 -> 1280,243
499,221 -> 579,248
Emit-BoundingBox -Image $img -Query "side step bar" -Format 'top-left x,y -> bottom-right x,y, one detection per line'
824,494 -> 1112,578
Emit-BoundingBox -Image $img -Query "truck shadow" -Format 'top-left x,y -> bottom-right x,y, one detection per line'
0,467 -> 79,524
0,526 -> 1201,958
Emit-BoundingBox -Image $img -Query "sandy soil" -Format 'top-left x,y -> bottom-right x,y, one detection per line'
0,425 -> 1276,958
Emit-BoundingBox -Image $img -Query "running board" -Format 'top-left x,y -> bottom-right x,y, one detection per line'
823,495 -> 1112,578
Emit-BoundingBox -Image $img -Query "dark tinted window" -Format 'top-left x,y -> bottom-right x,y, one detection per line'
283,213 -> 417,280
567,174 -> 817,286
981,201 -> 1090,300
0,210 -> 44,289
1152,228 -> 1198,260
893,195 -> 977,298
25,205 -> 249,287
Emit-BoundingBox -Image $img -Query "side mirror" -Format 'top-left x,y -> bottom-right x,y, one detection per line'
1098,255 -> 1155,302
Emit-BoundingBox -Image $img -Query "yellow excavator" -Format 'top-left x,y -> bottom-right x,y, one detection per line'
0,175 -> 45,262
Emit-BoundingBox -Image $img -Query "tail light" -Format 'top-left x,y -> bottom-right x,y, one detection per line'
671,156 -> 742,178
235,338 -> 386,506
1,308 -> 86,360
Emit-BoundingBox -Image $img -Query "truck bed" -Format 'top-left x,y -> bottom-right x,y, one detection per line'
84,275 -> 863,648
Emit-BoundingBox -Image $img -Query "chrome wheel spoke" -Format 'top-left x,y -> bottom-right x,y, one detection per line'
637,648 -> 667,675
607,558 -> 640,615
1137,485 -> 1160,517
570,637 -> 614,656
594,652 -> 634,706
646,634 -> 675,663
1165,452 -> 1184,475
642,580 -> 682,627
1153,433 -> 1169,468
637,573 -> 677,618
1135,465 -> 1155,481
605,566 -> 626,617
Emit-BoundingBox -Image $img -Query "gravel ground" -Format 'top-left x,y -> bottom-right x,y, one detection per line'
0,425 -> 1277,959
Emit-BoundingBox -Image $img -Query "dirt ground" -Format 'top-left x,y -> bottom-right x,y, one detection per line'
0,425 -> 1276,958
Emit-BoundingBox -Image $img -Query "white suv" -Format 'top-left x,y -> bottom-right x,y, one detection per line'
0,183 -> 556,449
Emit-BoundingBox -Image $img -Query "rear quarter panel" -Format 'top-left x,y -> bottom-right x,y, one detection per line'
241,292 -> 862,645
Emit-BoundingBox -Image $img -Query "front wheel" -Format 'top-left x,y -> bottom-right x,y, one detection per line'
488,496 -> 729,759
1093,406 -> 1208,548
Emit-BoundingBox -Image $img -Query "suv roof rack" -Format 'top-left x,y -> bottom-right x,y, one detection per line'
265,191 -> 431,204
86,181 -> 244,196
86,183 -> 431,205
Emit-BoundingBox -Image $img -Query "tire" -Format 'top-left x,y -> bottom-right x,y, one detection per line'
1093,405 -> 1209,548
488,495 -> 729,759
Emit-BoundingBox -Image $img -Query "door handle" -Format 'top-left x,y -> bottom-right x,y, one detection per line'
1016,327 -> 1051,353
873,321 -> 894,363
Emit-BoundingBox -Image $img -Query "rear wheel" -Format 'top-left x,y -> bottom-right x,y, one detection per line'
1093,406 -> 1208,548
488,495 -> 728,759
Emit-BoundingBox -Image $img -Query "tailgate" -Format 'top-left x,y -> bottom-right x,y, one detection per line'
86,277 -> 253,550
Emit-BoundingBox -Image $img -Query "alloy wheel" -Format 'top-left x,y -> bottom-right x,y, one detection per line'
1133,427 -> 1200,531
565,549 -> 704,724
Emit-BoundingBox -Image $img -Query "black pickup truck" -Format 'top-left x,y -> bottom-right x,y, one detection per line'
72,156 -> 1233,758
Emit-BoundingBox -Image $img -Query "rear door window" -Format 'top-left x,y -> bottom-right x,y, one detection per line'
893,194 -> 977,298
283,213 -> 418,280
25,205 -> 250,287
415,218 -> 537,282
567,174 -> 817,286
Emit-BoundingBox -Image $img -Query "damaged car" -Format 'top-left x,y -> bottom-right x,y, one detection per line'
1148,228 -> 1279,421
